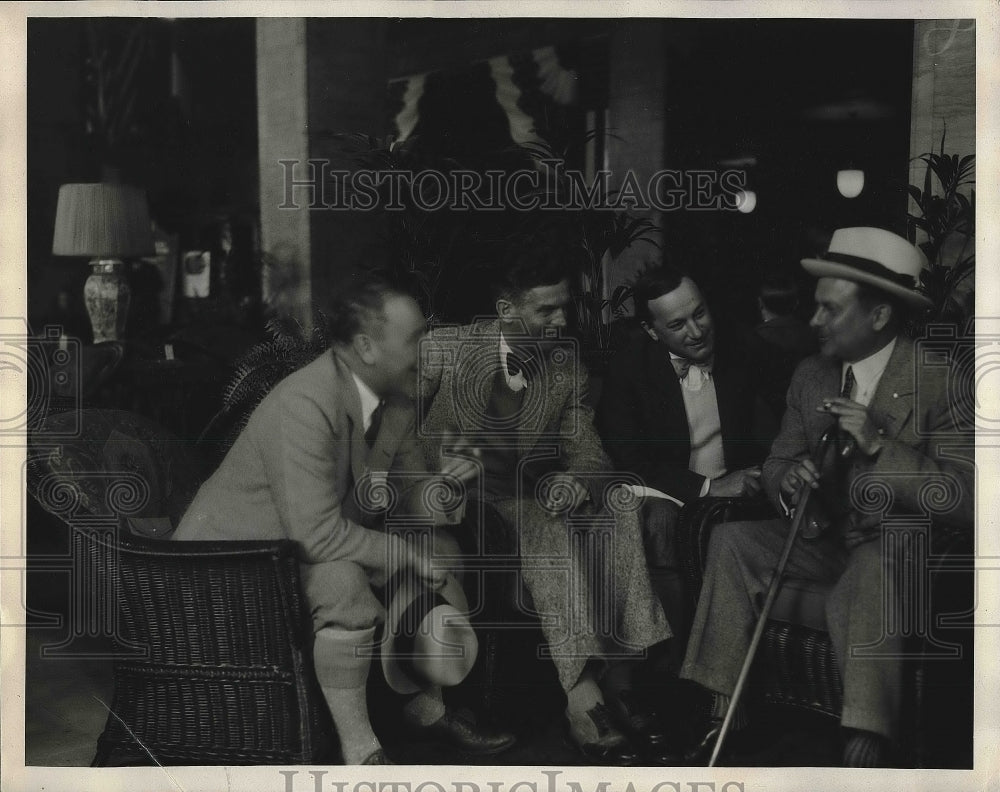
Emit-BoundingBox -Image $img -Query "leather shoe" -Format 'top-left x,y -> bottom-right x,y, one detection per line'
566,703 -> 642,766
683,719 -> 725,765
411,709 -> 517,755
606,690 -> 672,748
360,748 -> 394,765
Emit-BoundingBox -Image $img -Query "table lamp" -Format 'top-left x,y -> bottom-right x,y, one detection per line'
52,183 -> 155,343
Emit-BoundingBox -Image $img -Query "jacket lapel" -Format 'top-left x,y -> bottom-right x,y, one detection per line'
644,339 -> 689,443
866,337 -> 915,441
330,354 -> 371,485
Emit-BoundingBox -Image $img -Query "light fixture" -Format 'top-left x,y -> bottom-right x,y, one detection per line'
736,189 -> 757,214
837,168 -> 865,199
52,183 -> 155,343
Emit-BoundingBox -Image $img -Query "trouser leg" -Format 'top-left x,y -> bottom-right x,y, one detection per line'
493,495 -> 670,694
640,497 -> 687,672
679,518 -> 846,696
826,539 -> 902,741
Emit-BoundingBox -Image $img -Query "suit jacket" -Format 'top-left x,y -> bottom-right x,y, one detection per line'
418,320 -> 607,492
761,336 -> 974,532
174,351 -> 428,569
596,330 -> 770,504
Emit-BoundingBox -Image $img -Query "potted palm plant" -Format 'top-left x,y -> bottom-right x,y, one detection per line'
905,128 -> 975,326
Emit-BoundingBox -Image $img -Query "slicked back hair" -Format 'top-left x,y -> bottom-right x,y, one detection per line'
492,238 -> 580,304
632,262 -> 692,325
759,276 -> 799,316
328,273 -> 409,345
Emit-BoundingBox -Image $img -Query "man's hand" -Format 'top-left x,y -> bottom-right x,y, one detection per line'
779,458 -> 821,507
403,541 -> 448,591
708,467 -> 762,497
817,397 -> 884,457
440,433 -> 482,483
542,474 -> 591,514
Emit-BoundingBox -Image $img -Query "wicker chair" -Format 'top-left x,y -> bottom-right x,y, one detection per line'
27,408 -> 336,766
675,495 -> 974,767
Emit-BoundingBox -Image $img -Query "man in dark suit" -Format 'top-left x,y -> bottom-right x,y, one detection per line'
599,263 -> 768,504
419,245 -> 673,764
678,227 -> 974,766
175,274 -> 514,764
597,264 -> 771,646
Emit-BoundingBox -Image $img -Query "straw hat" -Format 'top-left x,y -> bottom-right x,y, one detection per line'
381,572 -> 478,695
801,227 -> 933,309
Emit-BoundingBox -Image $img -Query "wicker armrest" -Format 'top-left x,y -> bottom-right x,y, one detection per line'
118,534 -> 300,559
675,495 -> 780,610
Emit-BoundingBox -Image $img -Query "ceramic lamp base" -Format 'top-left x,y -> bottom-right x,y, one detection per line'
84,260 -> 131,343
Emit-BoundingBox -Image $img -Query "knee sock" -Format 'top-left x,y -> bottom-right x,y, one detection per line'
565,667 -> 604,716
600,659 -> 634,699
402,685 -> 446,727
313,626 -> 381,764
710,692 -> 748,731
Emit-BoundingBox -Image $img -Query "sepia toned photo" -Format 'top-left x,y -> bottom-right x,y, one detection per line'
2,4 -> 996,791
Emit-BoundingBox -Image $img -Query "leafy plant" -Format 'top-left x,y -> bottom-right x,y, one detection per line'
905,127 -> 975,323
328,131 -> 659,347
517,137 -> 660,351
198,309 -> 330,451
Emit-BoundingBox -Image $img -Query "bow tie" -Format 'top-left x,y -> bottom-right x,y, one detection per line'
671,357 -> 712,382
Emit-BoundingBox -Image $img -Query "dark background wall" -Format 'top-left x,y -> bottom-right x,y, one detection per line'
27,18 -> 258,337
27,17 -> 915,337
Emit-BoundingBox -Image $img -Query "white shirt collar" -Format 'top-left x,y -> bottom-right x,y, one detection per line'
351,372 -> 382,431
844,337 -> 896,407
669,351 -> 712,391
498,332 -> 528,392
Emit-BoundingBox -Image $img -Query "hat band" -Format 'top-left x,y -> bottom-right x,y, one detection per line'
818,251 -> 918,290
395,587 -> 448,657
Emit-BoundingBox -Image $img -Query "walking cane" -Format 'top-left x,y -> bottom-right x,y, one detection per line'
707,427 -> 842,767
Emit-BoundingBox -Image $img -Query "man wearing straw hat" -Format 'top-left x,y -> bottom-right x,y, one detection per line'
677,227 -> 974,766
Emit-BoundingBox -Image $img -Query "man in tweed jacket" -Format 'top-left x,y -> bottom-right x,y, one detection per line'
418,246 -> 672,764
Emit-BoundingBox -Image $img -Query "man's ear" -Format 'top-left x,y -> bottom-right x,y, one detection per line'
353,332 -> 377,365
496,297 -> 513,322
641,321 -> 659,342
871,303 -> 892,332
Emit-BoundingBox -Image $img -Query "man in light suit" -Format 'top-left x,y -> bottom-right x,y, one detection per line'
418,245 -> 673,764
678,227 -> 974,766
175,274 -> 514,764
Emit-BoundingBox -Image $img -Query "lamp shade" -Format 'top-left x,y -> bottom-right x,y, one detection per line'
52,183 -> 155,259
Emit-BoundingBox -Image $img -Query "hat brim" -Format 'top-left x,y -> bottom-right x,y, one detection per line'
381,573 -> 474,695
801,258 -> 934,309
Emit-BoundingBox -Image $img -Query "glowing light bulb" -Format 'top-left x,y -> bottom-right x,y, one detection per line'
837,169 -> 865,199
736,189 -> 757,214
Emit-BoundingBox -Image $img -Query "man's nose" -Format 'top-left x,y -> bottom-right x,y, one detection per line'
550,308 -> 567,328
687,320 -> 704,339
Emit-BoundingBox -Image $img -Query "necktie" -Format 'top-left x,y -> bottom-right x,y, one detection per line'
841,366 -> 855,400
365,401 -> 385,448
